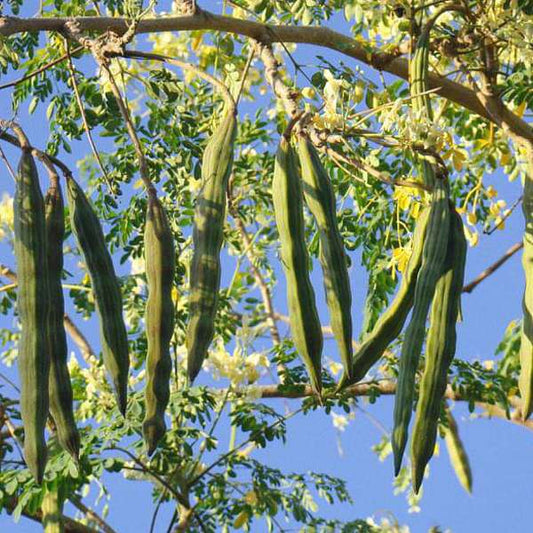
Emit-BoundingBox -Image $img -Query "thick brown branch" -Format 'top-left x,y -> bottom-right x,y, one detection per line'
0,11 -> 530,143
245,381 -> 533,430
462,241 -> 523,294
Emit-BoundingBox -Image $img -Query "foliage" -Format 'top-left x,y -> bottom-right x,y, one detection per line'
0,0 -> 531,531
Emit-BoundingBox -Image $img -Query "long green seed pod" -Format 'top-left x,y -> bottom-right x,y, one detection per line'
14,148 -> 50,484
187,105 -> 237,383
519,153 -> 533,420
392,178 -> 450,475
41,487 -> 64,533
143,195 -> 175,455
410,23 -> 436,189
66,175 -> 129,415
344,206 -> 431,387
411,206 -> 467,493
444,407 -> 473,494
297,134 -> 353,382
272,136 -> 323,394
45,176 -> 80,462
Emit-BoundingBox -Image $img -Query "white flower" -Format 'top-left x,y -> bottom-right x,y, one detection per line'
331,411 -> 349,432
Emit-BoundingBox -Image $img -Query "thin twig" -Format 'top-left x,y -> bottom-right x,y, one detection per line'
64,39 -> 114,192
189,407 -> 303,486
122,50 -> 235,108
0,144 -> 17,181
462,241 -> 523,294
99,60 -> 156,197
0,46 -> 85,91
484,194 -> 523,235
235,45 -> 255,106
229,212 -> 281,346
0,264 -> 96,361
0,126 -> 73,176
68,495 -> 118,533
105,446 -> 188,506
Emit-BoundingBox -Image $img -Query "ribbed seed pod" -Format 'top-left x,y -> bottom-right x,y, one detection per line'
444,407 -> 473,494
45,176 -> 80,462
41,487 -> 64,533
297,134 -> 353,382
187,105 -> 237,383
143,195 -> 175,455
272,136 -> 323,394
409,26 -> 436,190
519,154 -> 533,420
66,175 -> 129,415
344,206 -> 431,387
411,206 -> 467,493
392,178 -> 450,475
14,148 -> 50,483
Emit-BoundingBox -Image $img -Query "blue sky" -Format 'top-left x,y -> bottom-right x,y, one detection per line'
0,2 -> 531,532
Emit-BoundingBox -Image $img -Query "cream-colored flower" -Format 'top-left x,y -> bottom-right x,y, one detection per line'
328,360 -> 343,377
331,411 -> 349,432
0,193 -> 14,241
464,225 -> 479,247
301,87 -> 316,99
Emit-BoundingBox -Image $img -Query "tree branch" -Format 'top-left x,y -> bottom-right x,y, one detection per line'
0,264 -> 96,361
5,497 -> 98,533
0,126 -> 73,176
0,11 -> 530,143
462,241 -> 523,294
234,380 -> 533,430
68,495 -> 118,533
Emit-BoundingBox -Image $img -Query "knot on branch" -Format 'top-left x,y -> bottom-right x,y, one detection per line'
0,16 -> 13,33
176,0 -> 199,16
369,48 -> 402,71
64,18 -> 138,64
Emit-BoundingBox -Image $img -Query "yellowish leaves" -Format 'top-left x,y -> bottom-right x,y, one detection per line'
244,490 -> 258,506
466,212 -> 477,226
514,100 -> 527,119
442,145 -> 468,172
327,360 -> 344,377
148,32 -> 189,59
391,246 -> 411,275
393,186 -> 423,215
233,511 -> 249,529
301,86 -> 316,100
486,185 -> 498,199
0,192 -> 14,241
463,225 -> 479,247
317,69 -> 349,128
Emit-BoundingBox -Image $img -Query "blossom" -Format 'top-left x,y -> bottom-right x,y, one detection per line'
331,411 -> 349,432
0,193 -> 14,241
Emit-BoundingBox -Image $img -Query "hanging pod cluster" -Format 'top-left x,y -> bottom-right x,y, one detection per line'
45,174 -> 80,463
13,149 -> 91,482
409,204 -> 467,492
12,139 -> 132,481
297,134 -> 354,384
272,135 -> 324,394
